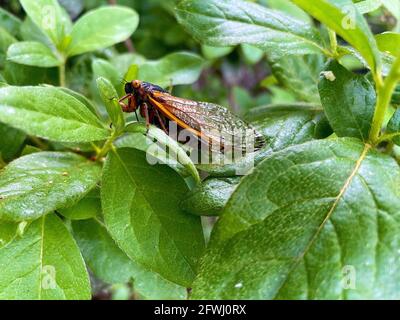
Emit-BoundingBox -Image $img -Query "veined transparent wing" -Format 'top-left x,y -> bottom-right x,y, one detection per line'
150,92 -> 265,152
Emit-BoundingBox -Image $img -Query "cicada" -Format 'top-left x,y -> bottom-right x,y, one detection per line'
119,80 -> 265,152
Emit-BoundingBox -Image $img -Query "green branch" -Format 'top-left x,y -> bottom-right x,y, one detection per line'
369,55 -> 400,144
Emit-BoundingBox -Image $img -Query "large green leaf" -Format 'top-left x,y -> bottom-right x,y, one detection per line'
20,0 -> 72,47
318,60 -> 375,141
182,177 -> 241,216
175,0 -> 326,59
0,152 -> 101,221
0,86 -> 109,143
102,148 -> 205,287
7,41 -> 62,67
66,6 -> 139,57
138,52 -> 205,88
58,188 -> 101,220
269,54 -> 325,103
0,123 -> 26,161
0,220 -> 17,248
192,138 -> 400,299
0,214 -> 91,299
292,0 -> 381,73
72,219 -> 187,299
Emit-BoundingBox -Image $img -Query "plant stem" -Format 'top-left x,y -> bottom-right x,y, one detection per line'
328,29 -> 338,57
370,55 -> 400,144
59,62 -> 66,87
96,131 -> 118,161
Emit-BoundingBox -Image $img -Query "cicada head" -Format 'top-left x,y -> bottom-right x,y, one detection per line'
124,80 -> 141,94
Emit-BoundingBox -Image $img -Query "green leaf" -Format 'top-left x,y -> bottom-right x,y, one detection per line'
0,86 -> 109,143
182,177 -> 241,216
20,0 -> 72,47
0,27 -> 16,68
241,44 -> 264,65
376,32 -> 400,57
175,0 -> 326,59
102,148 -> 205,287
66,6 -> 139,57
266,0 -> 312,22
0,152 -> 101,221
0,8 -> 22,36
58,188 -> 101,220
7,41 -> 62,67
292,0 -> 381,73
0,123 -> 26,161
354,0 -> 382,14
269,54 -> 325,103
96,77 -> 125,131
192,138 -> 400,299
123,123 -> 201,183
0,214 -> 91,299
92,59 -> 122,95
0,220 -> 17,248
58,87 -> 100,117
318,60 -> 375,141
386,108 -> 400,145
201,45 -> 234,60
72,219 -> 187,299
138,52 -> 205,87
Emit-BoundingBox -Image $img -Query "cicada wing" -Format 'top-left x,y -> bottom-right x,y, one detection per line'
151,93 -> 265,152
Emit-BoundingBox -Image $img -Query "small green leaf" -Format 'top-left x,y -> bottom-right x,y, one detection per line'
0,152 -> 101,221
292,0 -> 381,73
175,0 -> 325,59
72,219 -> 187,299
123,123 -> 201,183
96,77 -> 125,131
7,41 -> 62,67
192,138 -> 400,299
20,0 -> 72,47
0,86 -> 109,143
66,6 -> 139,57
241,44 -> 264,65
376,32 -> 400,57
182,177 -> 241,216
58,188 -> 101,220
0,8 -> 22,36
138,52 -> 205,87
92,59 -> 122,95
0,123 -> 25,161
386,108 -> 400,145
0,27 -> 16,68
201,45 -> 234,60
0,214 -> 91,300
354,0 -> 382,14
102,148 -> 205,287
318,60 -> 375,141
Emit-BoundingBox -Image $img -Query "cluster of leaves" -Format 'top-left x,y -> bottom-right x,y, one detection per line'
0,0 -> 400,300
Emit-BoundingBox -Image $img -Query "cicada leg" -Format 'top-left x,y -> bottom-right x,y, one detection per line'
154,108 -> 169,134
141,102 -> 151,133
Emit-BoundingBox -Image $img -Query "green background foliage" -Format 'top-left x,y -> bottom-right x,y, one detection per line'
0,0 -> 399,300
